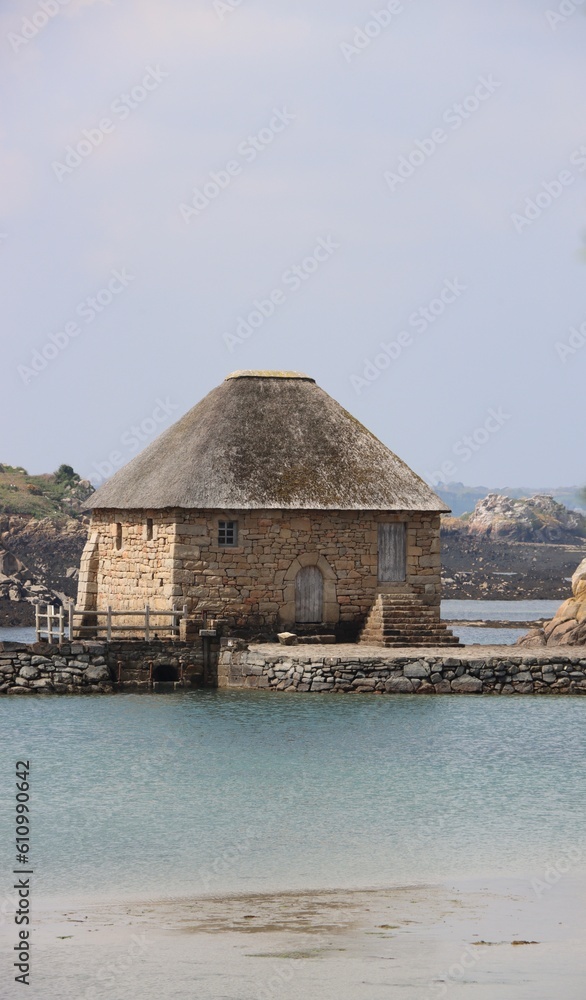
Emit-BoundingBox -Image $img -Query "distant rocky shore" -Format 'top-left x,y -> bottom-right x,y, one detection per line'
441,494 -> 585,600
0,515 -> 87,625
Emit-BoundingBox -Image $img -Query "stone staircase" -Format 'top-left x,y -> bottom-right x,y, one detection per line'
359,592 -> 460,648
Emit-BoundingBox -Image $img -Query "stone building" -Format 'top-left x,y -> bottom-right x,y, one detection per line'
78,371 -> 458,645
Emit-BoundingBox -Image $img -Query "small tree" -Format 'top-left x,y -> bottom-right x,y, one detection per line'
54,464 -> 78,484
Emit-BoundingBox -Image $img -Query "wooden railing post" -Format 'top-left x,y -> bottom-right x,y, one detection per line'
107,606 -> 112,642
35,604 -> 40,643
145,604 -> 150,641
58,606 -> 65,644
47,605 -> 54,645
68,601 -> 74,641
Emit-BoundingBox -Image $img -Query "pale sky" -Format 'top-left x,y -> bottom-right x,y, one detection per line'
1,0 -> 585,490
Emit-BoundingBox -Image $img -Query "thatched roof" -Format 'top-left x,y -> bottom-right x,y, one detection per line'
84,372 -> 449,512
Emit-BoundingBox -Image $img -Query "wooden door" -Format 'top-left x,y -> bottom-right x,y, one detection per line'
295,566 -> 324,623
378,523 -> 406,583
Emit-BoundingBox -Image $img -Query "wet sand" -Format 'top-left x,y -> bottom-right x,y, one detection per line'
8,875 -> 585,999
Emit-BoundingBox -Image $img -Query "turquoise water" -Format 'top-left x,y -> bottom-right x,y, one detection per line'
1,690 -> 585,904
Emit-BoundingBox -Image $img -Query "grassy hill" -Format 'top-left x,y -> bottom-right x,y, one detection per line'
0,464 -> 93,519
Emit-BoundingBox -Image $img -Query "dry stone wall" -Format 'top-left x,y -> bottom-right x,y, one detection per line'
218,643 -> 586,695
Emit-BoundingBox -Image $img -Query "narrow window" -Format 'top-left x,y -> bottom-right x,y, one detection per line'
115,523 -> 122,551
218,520 -> 238,547
146,518 -> 154,541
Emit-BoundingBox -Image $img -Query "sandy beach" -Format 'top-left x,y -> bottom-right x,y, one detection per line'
9,874 -> 584,1000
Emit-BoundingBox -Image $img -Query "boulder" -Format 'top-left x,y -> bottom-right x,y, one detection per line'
518,554 -> 586,647
277,633 -> 298,646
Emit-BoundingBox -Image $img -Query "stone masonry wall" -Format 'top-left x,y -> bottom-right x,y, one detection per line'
5,639 -> 586,696
219,643 -> 586,695
77,510 -> 177,629
0,639 -> 206,694
77,508 -> 441,637
174,511 -> 441,628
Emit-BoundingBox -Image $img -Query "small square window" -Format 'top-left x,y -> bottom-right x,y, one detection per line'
146,518 -> 153,541
218,520 -> 238,547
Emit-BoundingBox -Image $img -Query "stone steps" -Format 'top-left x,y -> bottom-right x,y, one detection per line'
359,592 -> 460,648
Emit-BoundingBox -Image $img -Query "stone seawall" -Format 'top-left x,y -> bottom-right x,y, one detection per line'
4,639 -> 586,696
218,642 -> 586,695
0,639 -> 208,694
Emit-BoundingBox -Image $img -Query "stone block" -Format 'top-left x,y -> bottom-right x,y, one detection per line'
404,661 -> 430,679
385,677 -> 414,693
451,676 -> 482,694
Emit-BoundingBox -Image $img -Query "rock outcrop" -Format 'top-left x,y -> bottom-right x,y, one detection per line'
517,557 -> 586,647
441,494 -> 586,599
464,494 -> 586,543
0,516 -> 88,626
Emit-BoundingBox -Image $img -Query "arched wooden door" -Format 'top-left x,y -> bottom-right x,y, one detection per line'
295,566 -> 324,623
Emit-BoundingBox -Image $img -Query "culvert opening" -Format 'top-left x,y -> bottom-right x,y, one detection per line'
153,664 -> 179,683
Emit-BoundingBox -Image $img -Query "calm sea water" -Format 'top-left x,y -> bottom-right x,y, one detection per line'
442,599 -> 560,621
445,599 -> 559,646
1,690 -> 585,904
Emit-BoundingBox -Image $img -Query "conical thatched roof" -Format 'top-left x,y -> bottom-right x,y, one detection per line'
84,372 -> 449,512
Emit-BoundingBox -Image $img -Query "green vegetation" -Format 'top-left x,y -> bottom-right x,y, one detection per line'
0,464 -> 93,518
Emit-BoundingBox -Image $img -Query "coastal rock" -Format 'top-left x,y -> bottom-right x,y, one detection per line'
465,494 -> 586,543
518,554 -> 586,647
